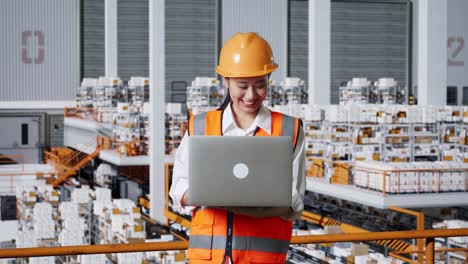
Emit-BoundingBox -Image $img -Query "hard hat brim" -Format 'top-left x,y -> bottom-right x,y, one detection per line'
215,64 -> 278,78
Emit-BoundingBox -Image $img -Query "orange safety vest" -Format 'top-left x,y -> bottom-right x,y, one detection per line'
187,109 -> 301,264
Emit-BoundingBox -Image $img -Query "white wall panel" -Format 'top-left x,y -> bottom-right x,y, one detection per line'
413,0 -> 468,104
166,0 -> 216,102
222,0 -> 288,81
330,1 -> 408,104
0,0 -> 79,101
447,0 -> 468,90
417,0 -> 447,105
289,0 -> 308,85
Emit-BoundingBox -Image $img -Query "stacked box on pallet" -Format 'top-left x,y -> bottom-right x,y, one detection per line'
350,105 -> 381,162
282,77 -> 307,105
353,166 -> 368,189
33,215 -> 55,240
111,213 -> 132,234
16,230 -> 37,248
71,186 -> 93,204
111,199 -> 145,242
348,104 -> 380,123
301,106 -> 326,177
79,254 -> 107,264
420,170 -> 437,193
339,78 -> 374,105
94,163 -> 117,187
166,103 -> 188,155
16,186 -> 37,203
36,185 -> 60,203
418,105 -> 438,123
29,257 -> 55,264
96,187 -> 112,202
325,105 -> 348,123
113,199 -> 136,214
162,253 -> 186,264
59,201 -> 79,219
60,216 -> 86,246
94,187 -> 113,219
93,201 -> 113,219
438,106 -> 462,123
355,161 -> 468,193
273,104 -> 309,119
326,106 -> 351,182
33,202 -> 53,219
125,224 -> 145,240
400,164 -> 418,193
59,228 -> 84,246
445,220 -> 468,245
439,107 -> 462,162
116,252 -> 144,264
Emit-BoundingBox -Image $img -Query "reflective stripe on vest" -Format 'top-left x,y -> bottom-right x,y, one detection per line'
192,112 -> 207,136
281,114 -> 296,146
190,235 -> 290,254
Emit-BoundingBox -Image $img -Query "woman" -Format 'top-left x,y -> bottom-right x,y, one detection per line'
169,32 -> 306,263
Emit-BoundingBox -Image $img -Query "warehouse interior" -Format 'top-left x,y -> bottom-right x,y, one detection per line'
0,0 -> 468,263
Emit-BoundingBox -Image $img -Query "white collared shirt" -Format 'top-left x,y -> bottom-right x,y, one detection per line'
169,104 -> 306,219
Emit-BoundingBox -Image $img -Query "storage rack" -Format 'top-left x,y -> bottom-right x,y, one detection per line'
304,120 -> 326,178
339,78 -> 375,105
374,78 -> 405,104
128,77 -> 149,113
165,103 -> 188,155
114,103 -> 142,156
282,77 -> 308,105
76,78 -> 97,120
264,80 -> 283,106
350,123 -> 382,162
412,123 -> 440,162
381,123 -> 411,163
186,77 -> 225,110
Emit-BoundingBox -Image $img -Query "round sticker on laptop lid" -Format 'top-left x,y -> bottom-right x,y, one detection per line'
233,163 -> 249,179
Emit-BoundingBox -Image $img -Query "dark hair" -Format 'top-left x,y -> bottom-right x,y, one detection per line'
218,92 -> 231,110
218,77 -> 230,110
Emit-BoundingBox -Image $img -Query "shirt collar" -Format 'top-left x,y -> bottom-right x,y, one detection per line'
222,103 -> 272,135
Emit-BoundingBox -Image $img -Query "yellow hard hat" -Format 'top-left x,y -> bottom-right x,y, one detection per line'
216,32 -> 278,78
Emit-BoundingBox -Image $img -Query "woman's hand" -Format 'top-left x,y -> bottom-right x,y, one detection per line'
181,191 -> 189,206
221,206 -> 293,218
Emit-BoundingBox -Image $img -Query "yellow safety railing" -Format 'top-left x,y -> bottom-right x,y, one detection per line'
0,228 -> 467,263
389,206 -> 426,263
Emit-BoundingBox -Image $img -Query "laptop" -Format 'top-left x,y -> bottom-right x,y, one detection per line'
188,136 -> 293,207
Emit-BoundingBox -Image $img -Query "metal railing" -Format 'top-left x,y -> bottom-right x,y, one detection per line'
0,228 -> 467,263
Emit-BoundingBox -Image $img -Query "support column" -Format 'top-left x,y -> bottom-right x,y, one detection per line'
417,0 -> 447,105
105,0 -> 118,77
425,237 -> 435,264
149,0 -> 166,223
308,0 -> 331,105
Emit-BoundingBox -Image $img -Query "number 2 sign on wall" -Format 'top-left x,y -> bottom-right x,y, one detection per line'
448,36 -> 465,67
21,30 -> 44,64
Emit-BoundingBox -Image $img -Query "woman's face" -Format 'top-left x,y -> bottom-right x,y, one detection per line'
225,75 -> 268,114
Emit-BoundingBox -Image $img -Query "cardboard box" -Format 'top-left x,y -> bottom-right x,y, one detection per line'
331,163 -> 350,184
351,243 -> 369,256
